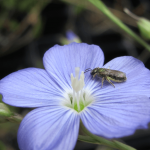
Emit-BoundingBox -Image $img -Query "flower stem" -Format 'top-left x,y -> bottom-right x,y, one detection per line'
88,0 -> 150,52
80,122 -> 136,150
7,113 -> 23,123
78,135 -> 100,144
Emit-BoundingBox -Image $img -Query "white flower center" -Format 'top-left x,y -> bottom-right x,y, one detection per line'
71,67 -> 85,111
62,67 -> 94,113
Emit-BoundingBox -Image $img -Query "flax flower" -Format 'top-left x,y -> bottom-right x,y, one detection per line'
0,43 -> 150,150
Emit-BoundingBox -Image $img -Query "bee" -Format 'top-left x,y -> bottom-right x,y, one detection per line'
84,67 -> 127,88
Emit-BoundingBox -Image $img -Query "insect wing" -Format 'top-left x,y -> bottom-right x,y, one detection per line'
104,69 -> 126,81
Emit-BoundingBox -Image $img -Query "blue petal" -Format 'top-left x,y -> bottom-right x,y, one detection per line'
43,43 -> 104,89
0,68 -> 65,107
18,106 -> 80,150
81,95 -> 150,138
87,56 -> 150,97
81,56 -> 150,138
66,30 -> 78,41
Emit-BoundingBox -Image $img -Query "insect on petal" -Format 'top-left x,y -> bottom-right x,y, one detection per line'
43,43 -> 104,89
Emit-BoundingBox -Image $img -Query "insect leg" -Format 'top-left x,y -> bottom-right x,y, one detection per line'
101,77 -> 105,88
92,73 -> 97,79
106,77 -> 115,88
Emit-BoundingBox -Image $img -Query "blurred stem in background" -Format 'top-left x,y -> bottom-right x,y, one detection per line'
0,95 -> 22,123
79,122 -> 136,150
62,0 -> 150,52
88,0 -> 150,52
0,0 -> 51,56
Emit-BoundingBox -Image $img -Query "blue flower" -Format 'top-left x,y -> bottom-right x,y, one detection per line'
66,30 -> 81,43
0,43 -> 150,150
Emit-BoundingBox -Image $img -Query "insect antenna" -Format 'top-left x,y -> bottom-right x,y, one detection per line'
84,68 -> 92,73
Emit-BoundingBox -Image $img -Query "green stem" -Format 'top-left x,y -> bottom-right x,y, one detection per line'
80,122 -> 136,150
78,135 -> 100,144
80,122 -> 117,149
88,0 -> 150,52
7,113 -> 23,123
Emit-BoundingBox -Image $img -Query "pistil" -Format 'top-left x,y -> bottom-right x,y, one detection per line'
71,67 -> 85,111
63,67 -> 94,112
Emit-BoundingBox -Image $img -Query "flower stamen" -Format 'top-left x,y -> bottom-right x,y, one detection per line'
71,67 -> 85,111
63,67 -> 94,112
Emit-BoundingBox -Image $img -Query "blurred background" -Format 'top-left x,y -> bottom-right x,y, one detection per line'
0,0 -> 150,149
